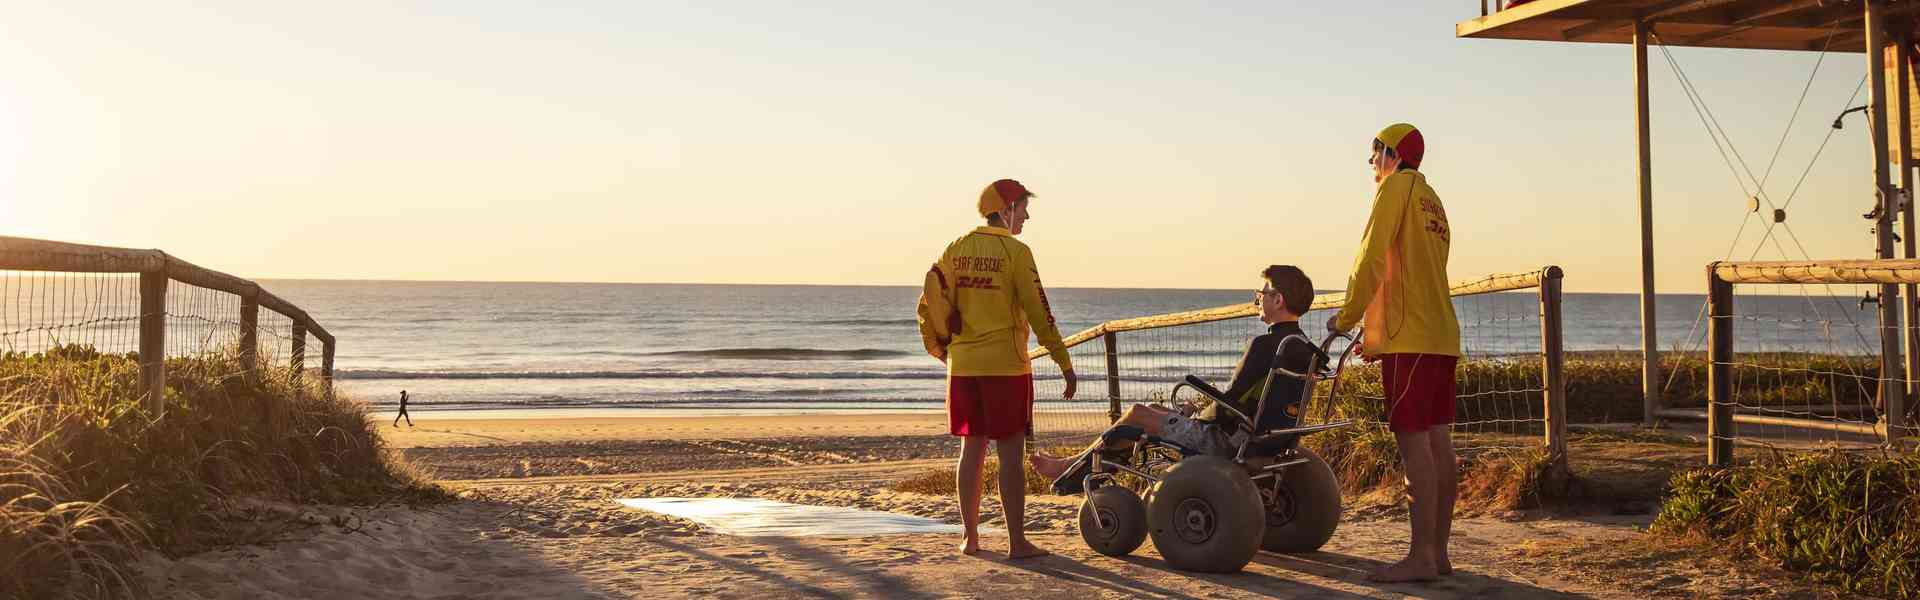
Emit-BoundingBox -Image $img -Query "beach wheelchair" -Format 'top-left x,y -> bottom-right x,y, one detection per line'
1055,330 -> 1361,573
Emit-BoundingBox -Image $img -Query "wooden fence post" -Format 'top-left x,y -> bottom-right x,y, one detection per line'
290,322 -> 306,382
1537,266 -> 1568,475
139,270 -> 167,416
1708,265 -> 1735,468
239,293 -> 259,380
322,338 -> 335,398
1104,330 -> 1121,424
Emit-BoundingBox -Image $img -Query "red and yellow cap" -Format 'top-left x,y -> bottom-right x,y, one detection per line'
978,179 -> 1034,217
1374,123 -> 1425,169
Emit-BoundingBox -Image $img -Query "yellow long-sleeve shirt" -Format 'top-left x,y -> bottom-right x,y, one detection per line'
919,226 -> 1072,376
1332,170 -> 1462,357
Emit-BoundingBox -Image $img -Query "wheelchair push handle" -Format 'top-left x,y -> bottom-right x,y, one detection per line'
1312,327 -> 1363,426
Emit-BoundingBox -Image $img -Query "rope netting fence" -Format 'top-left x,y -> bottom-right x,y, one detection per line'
1672,260 -> 1920,466
1032,267 -> 1566,461
0,236 -> 335,413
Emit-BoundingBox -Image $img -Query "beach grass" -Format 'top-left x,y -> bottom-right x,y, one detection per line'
1653,448 -> 1920,599
0,345 -> 445,600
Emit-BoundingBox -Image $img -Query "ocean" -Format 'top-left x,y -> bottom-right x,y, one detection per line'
253,280 -> 1890,414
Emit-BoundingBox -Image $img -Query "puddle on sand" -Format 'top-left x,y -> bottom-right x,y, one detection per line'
616,497 -> 984,537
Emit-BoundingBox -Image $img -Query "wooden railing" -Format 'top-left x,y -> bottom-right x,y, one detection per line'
1685,259 -> 1920,466
0,235 -> 334,414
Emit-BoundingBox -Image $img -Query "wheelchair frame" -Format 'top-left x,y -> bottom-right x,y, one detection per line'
1078,328 -> 1362,500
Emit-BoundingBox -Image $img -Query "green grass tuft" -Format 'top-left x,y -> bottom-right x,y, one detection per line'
1653,449 -> 1920,599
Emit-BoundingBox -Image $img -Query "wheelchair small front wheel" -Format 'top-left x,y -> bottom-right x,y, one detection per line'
1147,456 -> 1264,573
1079,485 -> 1147,556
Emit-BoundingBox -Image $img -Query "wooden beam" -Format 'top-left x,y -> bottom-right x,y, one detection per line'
1638,20 -> 1662,428
0,235 -> 164,273
1031,268 -> 1555,359
1712,259 -> 1920,284
1870,0 -> 1908,438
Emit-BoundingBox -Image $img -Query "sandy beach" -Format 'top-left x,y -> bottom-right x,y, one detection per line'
131,414 -> 1856,599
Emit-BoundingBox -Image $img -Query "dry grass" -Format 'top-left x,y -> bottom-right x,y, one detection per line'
0,345 -> 445,599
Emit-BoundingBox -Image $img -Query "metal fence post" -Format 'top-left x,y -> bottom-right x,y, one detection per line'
290,321 -> 306,382
1537,266 -> 1568,474
139,270 -> 167,415
239,292 -> 259,380
1708,265 -> 1735,467
1104,330 -> 1121,423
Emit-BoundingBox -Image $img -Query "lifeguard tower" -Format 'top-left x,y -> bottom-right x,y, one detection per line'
1458,0 -> 1919,462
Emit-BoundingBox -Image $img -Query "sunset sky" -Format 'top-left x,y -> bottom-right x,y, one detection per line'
0,2 -> 1896,293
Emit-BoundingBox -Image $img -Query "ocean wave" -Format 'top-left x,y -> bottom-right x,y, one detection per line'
336,369 -> 946,381
808,319 -> 919,327
641,347 -> 912,360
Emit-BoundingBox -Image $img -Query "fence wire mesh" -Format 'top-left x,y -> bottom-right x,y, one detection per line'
1033,287 -> 1552,455
0,271 -> 142,358
1708,283 -> 1894,456
0,268 -> 326,390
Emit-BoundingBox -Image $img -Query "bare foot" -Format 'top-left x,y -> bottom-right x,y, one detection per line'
1007,539 -> 1050,560
1368,556 -> 1439,583
958,536 -> 980,556
1028,453 -> 1066,481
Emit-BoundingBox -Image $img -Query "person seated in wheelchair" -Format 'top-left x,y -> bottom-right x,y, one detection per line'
1030,265 -> 1322,488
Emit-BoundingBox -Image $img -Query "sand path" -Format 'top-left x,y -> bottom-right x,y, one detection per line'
133,459 -> 1811,599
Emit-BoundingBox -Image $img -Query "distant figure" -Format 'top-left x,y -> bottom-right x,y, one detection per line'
916,178 -> 1075,560
394,390 -> 414,427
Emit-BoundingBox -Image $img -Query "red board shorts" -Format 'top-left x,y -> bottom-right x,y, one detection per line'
947,374 -> 1034,440
1380,353 -> 1459,433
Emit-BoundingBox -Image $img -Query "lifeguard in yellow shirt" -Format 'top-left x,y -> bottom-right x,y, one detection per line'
917,178 -> 1076,559
1327,123 -> 1463,583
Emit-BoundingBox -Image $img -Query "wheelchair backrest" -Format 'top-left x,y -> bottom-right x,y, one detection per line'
1246,333 -> 1327,435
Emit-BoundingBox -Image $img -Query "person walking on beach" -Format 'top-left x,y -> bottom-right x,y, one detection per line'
916,178 -> 1076,559
394,390 -> 414,428
1326,123 -> 1461,582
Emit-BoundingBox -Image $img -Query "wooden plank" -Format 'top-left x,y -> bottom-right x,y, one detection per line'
1456,0 -> 1920,52
258,289 -> 332,342
164,256 -> 257,297
0,235 -> 165,273
1711,259 -> 1920,284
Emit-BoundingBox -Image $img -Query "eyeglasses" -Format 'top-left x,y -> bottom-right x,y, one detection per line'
1252,288 -> 1275,306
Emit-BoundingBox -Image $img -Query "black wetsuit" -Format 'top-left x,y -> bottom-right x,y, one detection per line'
1197,321 -> 1320,433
